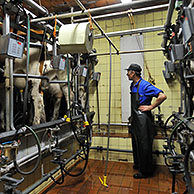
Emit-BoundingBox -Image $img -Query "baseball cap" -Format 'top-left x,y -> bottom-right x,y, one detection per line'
125,63 -> 142,73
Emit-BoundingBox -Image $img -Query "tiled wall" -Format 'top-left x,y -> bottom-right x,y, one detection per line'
89,9 -> 180,165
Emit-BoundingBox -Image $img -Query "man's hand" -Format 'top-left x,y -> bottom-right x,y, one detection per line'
138,105 -> 152,112
138,93 -> 167,112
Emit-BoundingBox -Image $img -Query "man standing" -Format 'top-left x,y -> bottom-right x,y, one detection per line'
126,63 -> 167,179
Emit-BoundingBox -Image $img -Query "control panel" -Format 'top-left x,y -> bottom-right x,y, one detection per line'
53,55 -> 66,70
0,32 -> 25,59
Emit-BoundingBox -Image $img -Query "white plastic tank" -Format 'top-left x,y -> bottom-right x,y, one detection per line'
58,22 -> 93,54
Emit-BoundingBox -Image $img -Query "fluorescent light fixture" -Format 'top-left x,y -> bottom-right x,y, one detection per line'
121,0 -> 132,3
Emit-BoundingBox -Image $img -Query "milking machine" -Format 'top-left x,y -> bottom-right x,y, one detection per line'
161,0 -> 194,193
0,0 -> 98,193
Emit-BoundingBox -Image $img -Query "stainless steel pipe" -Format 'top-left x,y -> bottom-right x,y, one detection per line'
93,123 -> 129,126
31,0 -> 168,23
74,4 -> 169,23
23,0 -> 63,26
94,26 -> 165,39
9,59 -> 15,130
90,48 -> 165,57
23,0 -> 48,15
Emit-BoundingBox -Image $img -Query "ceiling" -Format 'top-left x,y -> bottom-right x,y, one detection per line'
0,0 -> 169,41
32,0 -> 122,14
23,0 -> 169,22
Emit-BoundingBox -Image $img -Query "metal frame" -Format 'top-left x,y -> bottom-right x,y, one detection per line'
74,4 -> 169,23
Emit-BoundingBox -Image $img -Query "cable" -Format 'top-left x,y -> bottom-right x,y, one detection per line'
163,113 -> 176,137
63,145 -> 89,177
13,125 -> 41,175
50,164 -> 65,184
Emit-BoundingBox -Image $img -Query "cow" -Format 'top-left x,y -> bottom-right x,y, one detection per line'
41,50 -> 99,120
41,63 -> 74,120
0,45 -> 47,130
13,45 -> 46,126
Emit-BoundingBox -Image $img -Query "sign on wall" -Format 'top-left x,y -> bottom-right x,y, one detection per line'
120,35 -> 144,122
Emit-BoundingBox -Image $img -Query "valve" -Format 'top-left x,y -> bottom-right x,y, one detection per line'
0,141 -> 19,167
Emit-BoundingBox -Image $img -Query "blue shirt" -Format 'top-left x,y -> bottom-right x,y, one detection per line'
130,77 -> 163,105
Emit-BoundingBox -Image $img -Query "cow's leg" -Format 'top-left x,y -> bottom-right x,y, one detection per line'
46,84 -> 63,120
79,87 -> 86,110
52,97 -> 62,120
61,85 -> 74,110
31,80 -> 46,125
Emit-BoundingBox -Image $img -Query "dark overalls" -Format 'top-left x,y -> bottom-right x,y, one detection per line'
131,80 -> 155,175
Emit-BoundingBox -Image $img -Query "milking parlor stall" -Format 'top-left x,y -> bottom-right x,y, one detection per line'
0,0 -> 194,194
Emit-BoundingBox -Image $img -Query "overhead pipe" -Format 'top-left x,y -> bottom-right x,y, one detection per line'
22,0 -> 63,26
74,4 -> 169,23
90,48 -> 165,57
31,0 -> 168,23
22,0 -> 48,16
94,26 -> 165,39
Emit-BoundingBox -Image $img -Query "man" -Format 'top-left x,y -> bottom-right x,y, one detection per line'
126,63 -> 167,179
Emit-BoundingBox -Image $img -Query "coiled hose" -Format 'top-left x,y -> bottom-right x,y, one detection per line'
13,125 -> 41,175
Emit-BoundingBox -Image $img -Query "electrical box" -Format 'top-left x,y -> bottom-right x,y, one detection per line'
52,55 -> 66,70
170,44 -> 185,62
92,72 -> 101,81
181,7 -> 194,43
0,32 -> 25,58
